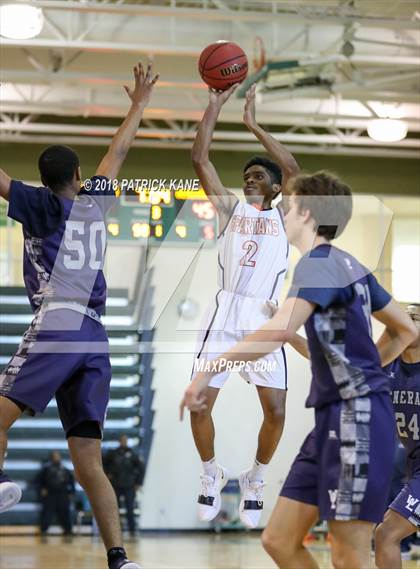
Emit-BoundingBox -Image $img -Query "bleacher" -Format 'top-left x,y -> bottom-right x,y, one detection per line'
0,265 -> 155,526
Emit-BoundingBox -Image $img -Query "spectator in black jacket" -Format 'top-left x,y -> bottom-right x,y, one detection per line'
37,451 -> 75,535
103,435 -> 145,535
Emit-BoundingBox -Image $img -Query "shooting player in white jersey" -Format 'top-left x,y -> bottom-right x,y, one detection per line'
186,84 -> 299,528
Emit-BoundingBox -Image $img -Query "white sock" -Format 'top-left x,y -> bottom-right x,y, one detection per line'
202,457 -> 218,478
248,459 -> 268,482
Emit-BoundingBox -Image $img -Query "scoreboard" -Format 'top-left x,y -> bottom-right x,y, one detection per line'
106,188 -> 217,245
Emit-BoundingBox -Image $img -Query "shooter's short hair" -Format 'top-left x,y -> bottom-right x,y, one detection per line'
243,156 -> 282,186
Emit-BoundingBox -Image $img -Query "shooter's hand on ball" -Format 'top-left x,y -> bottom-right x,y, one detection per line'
180,372 -> 212,420
124,60 -> 159,108
208,84 -> 239,109
243,83 -> 258,130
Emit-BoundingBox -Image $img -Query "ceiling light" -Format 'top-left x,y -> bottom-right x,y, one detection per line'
367,118 -> 408,143
0,4 -> 44,40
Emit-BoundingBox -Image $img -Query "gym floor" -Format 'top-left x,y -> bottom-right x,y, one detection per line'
1,532 -> 420,569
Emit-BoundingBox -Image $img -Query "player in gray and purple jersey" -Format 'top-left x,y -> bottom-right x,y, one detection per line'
376,303 -> 420,569
0,62 -> 159,569
181,171 -> 417,569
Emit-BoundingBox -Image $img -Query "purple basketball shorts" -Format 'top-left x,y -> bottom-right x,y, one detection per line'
280,393 -> 395,523
0,308 -> 111,434
390,473 -> 420,528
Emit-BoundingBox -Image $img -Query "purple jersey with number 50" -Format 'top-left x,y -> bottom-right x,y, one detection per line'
7,176 -> 115,317
386,359 -> 420,472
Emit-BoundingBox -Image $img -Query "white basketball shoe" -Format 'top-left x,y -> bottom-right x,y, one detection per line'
115,562 -> 142,569
239,470 -> 265,529
0,472 -> 22,513
197,465 -> 228,522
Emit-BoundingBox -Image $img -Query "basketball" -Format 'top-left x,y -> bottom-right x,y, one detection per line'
198,41 -> 248,91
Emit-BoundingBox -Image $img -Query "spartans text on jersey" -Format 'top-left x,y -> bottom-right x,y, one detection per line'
229,215 -> 280,236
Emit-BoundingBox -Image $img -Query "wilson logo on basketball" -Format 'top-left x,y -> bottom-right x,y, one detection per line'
220,62 -> 247,77
198,41 -> 248,91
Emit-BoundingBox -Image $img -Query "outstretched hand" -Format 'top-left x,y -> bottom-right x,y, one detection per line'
179,372 -> 212,421
243,83 -> 258,129
124,60 -> 159,107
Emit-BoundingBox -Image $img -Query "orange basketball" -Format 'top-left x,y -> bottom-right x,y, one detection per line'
198,41 -> 248,91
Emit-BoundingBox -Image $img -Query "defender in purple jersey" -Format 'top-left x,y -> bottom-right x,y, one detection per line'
376,304 -> 420,569
0,61 -> 159,569
181,171 -> 417,569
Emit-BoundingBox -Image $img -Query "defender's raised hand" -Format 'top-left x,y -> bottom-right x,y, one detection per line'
124,61 -> 159,107
95,61 -> 159,180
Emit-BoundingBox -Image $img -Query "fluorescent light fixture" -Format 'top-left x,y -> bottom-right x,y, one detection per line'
0,4 -> 44,39
367,118 -> 408,142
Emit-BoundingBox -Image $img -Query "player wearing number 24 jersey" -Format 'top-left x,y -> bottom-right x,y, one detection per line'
376,304 -> 420,569
0,61 -> 160,569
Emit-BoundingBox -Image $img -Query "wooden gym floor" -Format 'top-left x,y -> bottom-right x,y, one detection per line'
1,533 -> 420,569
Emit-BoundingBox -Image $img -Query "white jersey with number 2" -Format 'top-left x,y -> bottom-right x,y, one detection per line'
218,201 -> 288,300
191,199 -> 289,391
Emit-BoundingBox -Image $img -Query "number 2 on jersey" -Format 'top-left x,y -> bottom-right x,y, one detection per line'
240,240 -> 258,267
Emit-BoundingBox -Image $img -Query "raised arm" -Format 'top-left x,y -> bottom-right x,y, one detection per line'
374,299 -> 418,366
95,61 -> 159,180
192,87 -> 238,223
0,168 -> 12,201
243,84 -> 300,195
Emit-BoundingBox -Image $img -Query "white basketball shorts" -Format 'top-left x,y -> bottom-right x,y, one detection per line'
191,290 -> 287,390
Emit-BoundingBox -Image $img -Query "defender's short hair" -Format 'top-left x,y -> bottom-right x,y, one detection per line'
38,145 -> 79,190
289,171 -> 353,240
